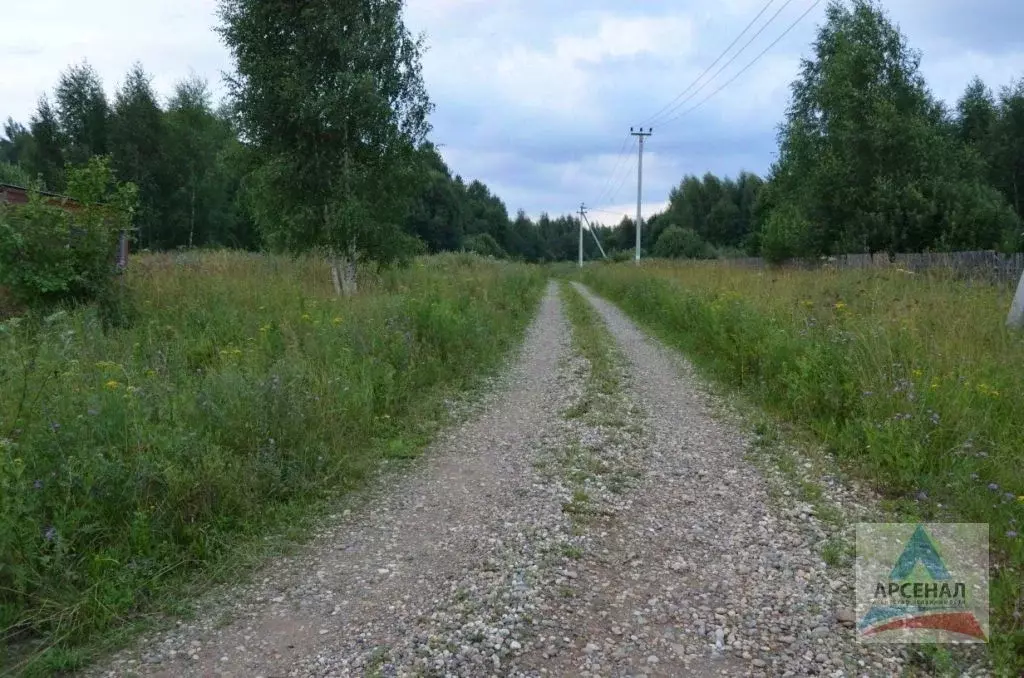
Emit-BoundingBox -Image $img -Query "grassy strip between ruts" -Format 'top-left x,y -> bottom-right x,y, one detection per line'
0,251 -> 546,677
559,281 -> 619,413
579,261 -> 1023,676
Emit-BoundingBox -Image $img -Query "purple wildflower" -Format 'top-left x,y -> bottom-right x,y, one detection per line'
988,483 -> 999,491
43,526 -> 57,542
1007,531 -> 1019,539
33,479 -> 43,490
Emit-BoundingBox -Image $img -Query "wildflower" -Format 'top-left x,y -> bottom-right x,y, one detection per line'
800,300 -> 814,309
1018,496 -> 1024,503
87,408 -> 99,416
105,380 -> 121,390
928,411 -> 940,426
33,479 -> 43,490
988,483 -> 999,491
912,369 -> 923,379
43,526 -> 57,542
1007,531 -> 1019,539
332,317 -> 343,325
862,391 -> 873,398
301,313 -> 312,322
834,301 -> 847,311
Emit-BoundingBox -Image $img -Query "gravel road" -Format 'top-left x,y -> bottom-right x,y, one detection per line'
83,280 -> 988,678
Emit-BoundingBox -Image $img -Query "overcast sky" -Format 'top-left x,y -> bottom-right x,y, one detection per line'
3,0 -> 1023,225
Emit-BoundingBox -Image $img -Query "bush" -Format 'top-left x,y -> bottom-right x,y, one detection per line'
759,204 -> 810,263
653,225 -> 716,259
461,232 -> 507,258
0,156 -> 137,309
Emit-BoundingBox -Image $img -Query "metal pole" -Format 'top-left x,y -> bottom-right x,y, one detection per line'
630,127 -> 652,263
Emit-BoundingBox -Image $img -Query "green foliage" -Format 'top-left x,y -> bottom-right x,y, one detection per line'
461,232 -> 506,258
652,225 -> 715,259
0,156 -> 137,308
109,63 -> 169,251
664,172 -> 764,249
761,0 -> 1021,259
0,162 -> 32,187
583,262 -> 1024,673
217,0 -> 433,265
25,97 -> 65,192
54,61 -> 109,168
0,251 -> 545,671
0,119 -> 33,168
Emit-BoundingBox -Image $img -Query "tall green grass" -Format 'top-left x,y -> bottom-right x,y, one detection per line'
581,261 -> 1023,674
0,250 -> 545,675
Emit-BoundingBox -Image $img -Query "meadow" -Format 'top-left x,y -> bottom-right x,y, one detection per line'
0,250 -> 545,674
580,260 -> 1024,672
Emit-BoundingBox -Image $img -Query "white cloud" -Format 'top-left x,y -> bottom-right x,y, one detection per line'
1,0 -> 230,121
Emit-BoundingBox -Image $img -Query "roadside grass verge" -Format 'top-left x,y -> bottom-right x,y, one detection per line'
0,250 -> 545,676
580,261 -> 1023,675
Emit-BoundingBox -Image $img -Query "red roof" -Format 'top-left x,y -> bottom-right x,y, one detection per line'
0,183 -> 83,211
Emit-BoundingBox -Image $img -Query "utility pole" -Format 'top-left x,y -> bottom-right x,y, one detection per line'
630,127 -> 652,263
580,210 -> 608,260
578,203 -> 586,268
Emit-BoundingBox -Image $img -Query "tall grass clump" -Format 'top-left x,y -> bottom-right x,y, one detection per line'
581,261 -> 1023,672
0,250 -> 544,674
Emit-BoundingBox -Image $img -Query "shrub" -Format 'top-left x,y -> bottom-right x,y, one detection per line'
461,232 -> 507,258
653,225 -> 716,259
0,156 -> 137,309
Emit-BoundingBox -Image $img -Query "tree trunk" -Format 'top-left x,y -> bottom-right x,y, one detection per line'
330,259 -> 343,295
341,236 -> 357,297
188,184 -> 196,249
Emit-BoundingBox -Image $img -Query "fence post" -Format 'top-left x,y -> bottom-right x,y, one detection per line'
1008,268 -> 1024,329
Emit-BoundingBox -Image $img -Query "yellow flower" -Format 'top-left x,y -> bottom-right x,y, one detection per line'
259,324 -> 271,333
105,380 -> 121,390
800,300 -> 814,309
301,313 -> 312,322
332,317 -> 343,325
912,369 -> 923,379
834,301 -> 847,311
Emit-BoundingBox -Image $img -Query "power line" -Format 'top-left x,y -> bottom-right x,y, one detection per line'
605,151 -> 638,208
647,0 -> 797,127
591,133 -> 634,207
658,0 -> 822,127
641,0 -> 777,128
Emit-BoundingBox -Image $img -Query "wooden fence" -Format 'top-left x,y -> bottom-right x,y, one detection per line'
720,251 -> 1024,285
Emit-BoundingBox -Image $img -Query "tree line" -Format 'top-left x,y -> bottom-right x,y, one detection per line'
3,0 -> 1024,277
